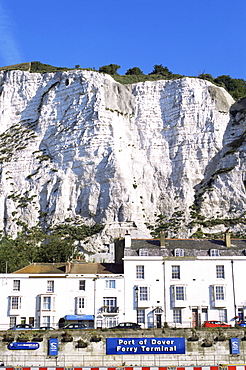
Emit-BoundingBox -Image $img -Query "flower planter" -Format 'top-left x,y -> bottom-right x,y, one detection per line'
188,336 -> 199,342
77,340 -> 88,348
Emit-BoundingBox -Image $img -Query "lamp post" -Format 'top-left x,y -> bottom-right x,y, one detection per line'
135,286 -> 139,324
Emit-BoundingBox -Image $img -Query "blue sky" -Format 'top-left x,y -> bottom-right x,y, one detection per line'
0,0 -> 245,79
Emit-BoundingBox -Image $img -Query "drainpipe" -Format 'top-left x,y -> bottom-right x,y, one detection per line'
135,286 -> 139,324
93,277 -> 97,329
231,260 -> 237,323
163,262 -> 166,323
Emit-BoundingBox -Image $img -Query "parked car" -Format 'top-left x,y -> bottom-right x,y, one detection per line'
203,320 -> 230,328
63,323 -> 88,330
110,322 -> 141,330
39,326 -> 55,330
237,321 -> 246,327
9,324 -> 33,330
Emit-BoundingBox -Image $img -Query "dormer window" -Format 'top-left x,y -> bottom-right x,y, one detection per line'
174,249 -> 184,257
139,248 -> 148,256
210,249 -> 219,257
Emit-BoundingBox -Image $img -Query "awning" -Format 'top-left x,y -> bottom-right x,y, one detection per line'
64,315 -> 94,321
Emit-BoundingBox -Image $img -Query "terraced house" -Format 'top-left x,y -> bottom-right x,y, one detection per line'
0,231 -> 246,330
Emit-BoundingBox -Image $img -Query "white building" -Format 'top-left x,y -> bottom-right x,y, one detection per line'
0,262 -> 124,330
0,231 -> 246,330
123,231 -> 246,328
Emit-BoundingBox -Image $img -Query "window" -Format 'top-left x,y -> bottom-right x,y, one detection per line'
171,286 -> 187,302
106,317 -> 118,328
139,286 -> 149,301
43,297 -> 51,310
9,317 -> 16,327
210,249 -> 219,256
103,297 -> 118,313
136,265 -> 144,279
79,280 -> 85,290
176,286 -> 185,300
215,286 -> 225,300
216,265 -> 225,279
77,297 -> 85,309
105,280 -> 116,289
137,309 -> 145,324
47,280 -> 54,292
174,249 -> 184,257
13,280 -> 20,291
43,316 -> 50,326
173,309 -> 182,323
139,249 -> 148,256
172,265 -> 180,279
10,296 -> 21,309
218,309 -> 227,322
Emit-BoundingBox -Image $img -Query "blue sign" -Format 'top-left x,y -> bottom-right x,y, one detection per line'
230,338 -> 240,354
8,342 -> 39,350
106,337 -> 185,355
48,338 -> 59,356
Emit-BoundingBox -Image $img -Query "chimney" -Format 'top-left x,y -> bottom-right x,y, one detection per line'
65,262 -> 71,273
160,230 -> 165,248
225,229 -> 231,247
125,231 -> 131,249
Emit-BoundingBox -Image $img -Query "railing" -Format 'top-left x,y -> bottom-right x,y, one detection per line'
101,306 -> 119,313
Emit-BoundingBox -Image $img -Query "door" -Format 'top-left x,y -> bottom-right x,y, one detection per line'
192,308 -> 198,328
156,314 -> 162,328
201,307 -> 208,325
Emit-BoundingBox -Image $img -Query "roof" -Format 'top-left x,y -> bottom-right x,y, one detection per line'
13,262 -> 123,275
13,263 -> 66,274
125,238 -> 246,257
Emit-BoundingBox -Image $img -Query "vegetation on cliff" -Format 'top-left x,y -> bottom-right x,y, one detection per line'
0,61 -> 245,100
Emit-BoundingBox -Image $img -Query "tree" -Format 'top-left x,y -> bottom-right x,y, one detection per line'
99,64 -> 121,75
149,64 -> 172,77
37,233 -> 79,263
125,67 -> 143,75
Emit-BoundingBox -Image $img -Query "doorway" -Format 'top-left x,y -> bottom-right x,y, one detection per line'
156,314 -> 162,328
192,308 -> 198,327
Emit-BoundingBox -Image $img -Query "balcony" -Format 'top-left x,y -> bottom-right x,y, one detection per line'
101,306 -> 119,314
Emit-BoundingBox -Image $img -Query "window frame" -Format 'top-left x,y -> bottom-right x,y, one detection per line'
10,296 -> 21,310
172,265 -> 180,279
216,265 -> 225,279
210,249 -> 219,257
137,309 -> 145,324
215,285 -> 225,300
139,249 -> 149,256
139,286 -> 149,301
13,280 -> 20,291
79,280 -> 86,291
174,249 -> 184,257
105,280 -> 116,289
173,309 -> 182,323
47,280 -> 54,293
136,265 -> 145,279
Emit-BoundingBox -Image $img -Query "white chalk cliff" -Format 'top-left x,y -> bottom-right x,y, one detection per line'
0,69 -> 245,248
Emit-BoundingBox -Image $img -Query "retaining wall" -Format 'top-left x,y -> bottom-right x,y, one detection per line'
0,329 -> 246,366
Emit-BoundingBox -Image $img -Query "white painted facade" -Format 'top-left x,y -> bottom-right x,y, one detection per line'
123,254 -> 246,328
0,234 -> 246,330
0,272 -> 125,330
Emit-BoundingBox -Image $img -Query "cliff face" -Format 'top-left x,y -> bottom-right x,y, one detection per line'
0,69 -> 245,247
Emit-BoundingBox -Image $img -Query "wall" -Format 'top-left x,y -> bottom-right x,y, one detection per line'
0,328 -> 246,367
